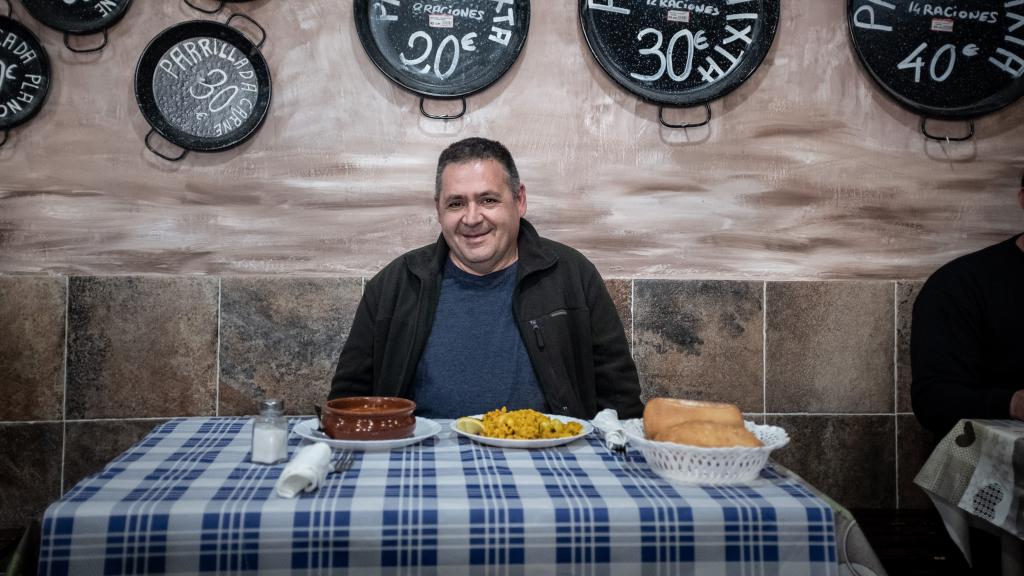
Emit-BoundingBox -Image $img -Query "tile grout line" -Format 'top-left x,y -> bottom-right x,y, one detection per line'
763,412 -> 900,416
894,281 -> 900,509
2,415 -> 302,425
762,281 -> 767,424
630,279 -> 635,354
60,276 -> 69,495
0,410 -> 920,425
215,278 -> 221,417
895,413 -> 901,509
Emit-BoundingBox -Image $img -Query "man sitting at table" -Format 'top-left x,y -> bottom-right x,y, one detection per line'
911,171 -> 1024,437
328,137 -> 644,420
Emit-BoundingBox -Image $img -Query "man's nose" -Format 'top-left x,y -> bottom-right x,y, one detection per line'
463,201 -> 483,225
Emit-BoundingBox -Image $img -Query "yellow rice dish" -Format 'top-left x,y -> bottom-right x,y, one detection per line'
478,408 -> 583,440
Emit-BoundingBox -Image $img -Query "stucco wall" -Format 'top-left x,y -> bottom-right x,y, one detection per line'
2,0 -> 1021,278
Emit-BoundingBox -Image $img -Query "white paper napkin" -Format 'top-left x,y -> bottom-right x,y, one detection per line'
592,408 -> 627,450
274,443 -> 331,498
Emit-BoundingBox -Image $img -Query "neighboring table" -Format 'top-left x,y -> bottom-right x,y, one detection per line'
39,417 -> 839,575
915,418 -> 1024,575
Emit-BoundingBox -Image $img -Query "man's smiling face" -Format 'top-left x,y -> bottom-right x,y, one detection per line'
436,159 -> 527,276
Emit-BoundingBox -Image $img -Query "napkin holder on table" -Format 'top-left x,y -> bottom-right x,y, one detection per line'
274,443 -> 331,498
592,408 -> 627,451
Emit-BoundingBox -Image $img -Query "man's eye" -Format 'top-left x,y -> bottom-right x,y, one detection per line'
447,201 -> 463,209
482,198 -> 498,205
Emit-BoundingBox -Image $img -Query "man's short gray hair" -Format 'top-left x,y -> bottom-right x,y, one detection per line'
434,137 -> 520,201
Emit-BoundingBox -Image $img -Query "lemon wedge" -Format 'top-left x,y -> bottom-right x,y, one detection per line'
455,416 -> 484,435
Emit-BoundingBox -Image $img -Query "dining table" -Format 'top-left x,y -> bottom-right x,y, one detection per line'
38,416 -> 845,575
914,418 -> 1024,576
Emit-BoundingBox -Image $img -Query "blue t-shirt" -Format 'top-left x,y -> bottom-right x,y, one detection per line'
412,259 -> 547,418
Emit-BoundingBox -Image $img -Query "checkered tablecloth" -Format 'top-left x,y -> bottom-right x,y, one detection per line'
39,417 -> 837,575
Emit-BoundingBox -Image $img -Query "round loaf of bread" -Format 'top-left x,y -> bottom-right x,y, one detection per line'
653,420 -> 763,448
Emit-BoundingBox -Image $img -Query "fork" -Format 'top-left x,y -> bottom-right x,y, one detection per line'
332,451 -> 354,474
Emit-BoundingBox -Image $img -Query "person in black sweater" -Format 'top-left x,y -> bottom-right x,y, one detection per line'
911,175 -> 1024,437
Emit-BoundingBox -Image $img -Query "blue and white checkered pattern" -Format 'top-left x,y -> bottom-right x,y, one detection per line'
40,417 -> 837,575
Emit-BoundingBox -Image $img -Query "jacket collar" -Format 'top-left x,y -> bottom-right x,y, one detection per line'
405,218 -> 557,281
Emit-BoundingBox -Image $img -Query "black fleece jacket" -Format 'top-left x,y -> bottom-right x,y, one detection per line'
329,219 -> 644,420
911,234 -> 1024,436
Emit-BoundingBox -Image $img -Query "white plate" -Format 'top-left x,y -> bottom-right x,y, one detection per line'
450,414 -> 594,449
292,417 -> 441,451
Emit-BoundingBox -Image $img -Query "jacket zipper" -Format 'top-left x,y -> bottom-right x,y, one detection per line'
530,320 -> 545,349
529,309 -> 567,350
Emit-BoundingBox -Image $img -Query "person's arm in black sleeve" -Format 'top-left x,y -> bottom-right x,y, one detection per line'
584,266 -> 644,419
910,281 -> 1015,436
328,281 -> 378,400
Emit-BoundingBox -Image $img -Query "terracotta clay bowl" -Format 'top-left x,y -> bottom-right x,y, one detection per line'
322,396 -> 416,440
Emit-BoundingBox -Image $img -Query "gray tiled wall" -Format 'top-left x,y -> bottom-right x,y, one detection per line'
66,276 -> 220,419
634,280 -> 764,412
765,282 -> 894,414
218,277 -> 362,416
0,275 -> 935,531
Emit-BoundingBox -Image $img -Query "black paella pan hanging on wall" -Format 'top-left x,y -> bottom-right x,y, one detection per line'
184,0 -> 257,16
580,0 -> 779,128
848,0 -> 1024,141
354,0 -> 530,119
0,0 -> 50,148
19,0 -> 132,53
134,15 -> 272,161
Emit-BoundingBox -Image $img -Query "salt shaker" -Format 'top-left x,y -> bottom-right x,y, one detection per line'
251,399 -> 288,464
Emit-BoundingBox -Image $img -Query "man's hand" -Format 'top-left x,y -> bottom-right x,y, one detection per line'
1011,389 -> 1024,421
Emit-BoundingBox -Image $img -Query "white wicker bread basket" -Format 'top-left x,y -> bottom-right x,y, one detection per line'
622,419 -> 789,484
